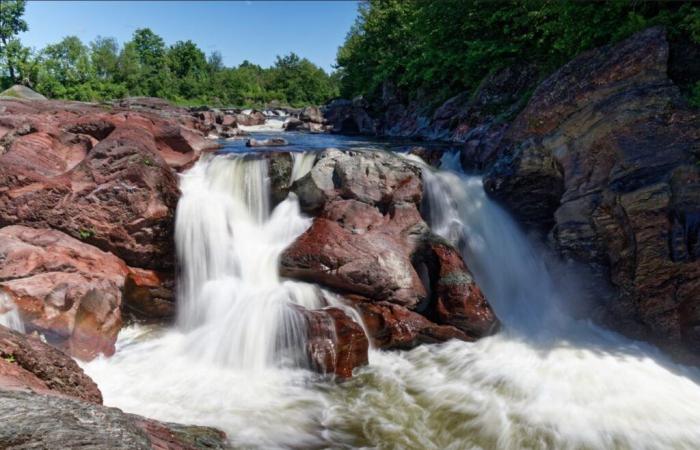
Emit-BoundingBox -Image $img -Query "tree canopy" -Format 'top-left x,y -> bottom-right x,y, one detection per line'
0,2 -> 338,107
336,0 -> 700,108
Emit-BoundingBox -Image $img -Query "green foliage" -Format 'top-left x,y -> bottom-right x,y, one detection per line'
0,0 -> 28,83
78,228 -> 94,240
336,0 -> 700,107
2,354 -> 16,364
0,11 -> 338,106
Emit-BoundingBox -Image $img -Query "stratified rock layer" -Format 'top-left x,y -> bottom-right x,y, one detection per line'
484,27 -> 700,356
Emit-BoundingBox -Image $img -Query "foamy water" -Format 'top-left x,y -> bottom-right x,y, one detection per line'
83,146 -> 700,449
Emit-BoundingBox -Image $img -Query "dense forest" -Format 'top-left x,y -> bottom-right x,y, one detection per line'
0,0 -> 338,107
335,0 -> 700,109
2,1 -> 700,109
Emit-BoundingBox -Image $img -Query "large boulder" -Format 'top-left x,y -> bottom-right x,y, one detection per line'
484,27 -> 700,356
0,390 -> 231,449
0,324 -> 102,403
282,149 -> 498,345
0,226 -> 128,359
0,99 -> 195,270
322,99 -> 376,134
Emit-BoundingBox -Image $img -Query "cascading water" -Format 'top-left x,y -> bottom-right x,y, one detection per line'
84,136 -> 700,449
0,291 -> 23,332
174,153 -> 324,369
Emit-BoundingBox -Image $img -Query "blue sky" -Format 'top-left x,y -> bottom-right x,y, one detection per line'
20,1 -> 360,73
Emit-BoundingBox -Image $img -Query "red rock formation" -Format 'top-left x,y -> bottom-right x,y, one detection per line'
0,324 -> 102,403
300,307 -> 369,378
484,27 -> 700,357
0,225 -> 128,359
282,149 -> 499,349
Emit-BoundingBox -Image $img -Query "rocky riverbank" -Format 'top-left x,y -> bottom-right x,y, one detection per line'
301,27 -> 700,362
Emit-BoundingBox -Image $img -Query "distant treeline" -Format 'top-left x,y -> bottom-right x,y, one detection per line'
0,1 -> 339,107
335,0 -> 700,108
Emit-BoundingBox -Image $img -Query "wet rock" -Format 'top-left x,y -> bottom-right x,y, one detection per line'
283,150 -> 428,307
283,149 -> 499,345
0,390 -> 232,449
123,268 -> 176,322
355,301 -> 469,350
0,225 -> 128,359
423,238 -> 499,337
484,27 -> 700,355
266,152 -> 293,207
246,137 -> 289,147
0,324 -> 102,403
302,307 -> 369,378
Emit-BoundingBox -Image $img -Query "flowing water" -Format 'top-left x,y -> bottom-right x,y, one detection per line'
83,131 -> 700,449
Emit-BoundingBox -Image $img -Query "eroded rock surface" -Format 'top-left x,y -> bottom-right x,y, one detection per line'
0,225 -> 128,359
282,149 -> 498,350
484,27 -> 700,356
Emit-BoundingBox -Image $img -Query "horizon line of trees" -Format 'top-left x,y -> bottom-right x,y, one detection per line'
0,0 -> 339,107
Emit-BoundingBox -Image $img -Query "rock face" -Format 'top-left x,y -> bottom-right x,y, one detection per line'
0,390 -> 231,450
0,324 -> 102,403
322,98 -> 376,134
301,307 -> 369,378
0,98 -> 217,270
0,226 -> 128,359
282,149 -> 498,349
484,27 -> 700,357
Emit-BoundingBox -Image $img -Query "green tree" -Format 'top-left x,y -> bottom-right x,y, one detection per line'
90,36 -> 119,80
0,0 -> 28,83
36,36 -> 94,100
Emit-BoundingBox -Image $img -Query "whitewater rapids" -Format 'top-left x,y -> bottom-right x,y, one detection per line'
84,147 -> 700,449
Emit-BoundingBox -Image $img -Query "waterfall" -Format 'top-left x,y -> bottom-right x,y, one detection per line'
0,291 -> 23,332
84,144 -> 700,450
174,153 -> 322,369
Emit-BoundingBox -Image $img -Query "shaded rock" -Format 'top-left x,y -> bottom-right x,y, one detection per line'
301,307 -> 369,378
355,301 -> 469,350
123,268 -> 175,322
484,26 -> 700,355
266,151 -> 293,207
484,139 -> 565,231
246,137 -> 288,147
0,324 -> 102,403
299,106 -> 324,124
323,99 -> 376,134
0,390 -> 231,449
0,226 -> 128,359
